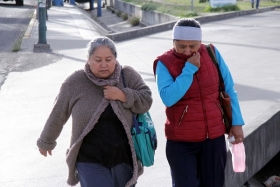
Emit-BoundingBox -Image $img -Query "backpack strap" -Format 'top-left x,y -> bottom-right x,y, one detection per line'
206,44 -> 225,92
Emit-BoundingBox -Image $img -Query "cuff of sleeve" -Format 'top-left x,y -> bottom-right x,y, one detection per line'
121,88 -> 134,109
37,138 -> 57,150
184,62 -> 198,73
232,123 -> 245,126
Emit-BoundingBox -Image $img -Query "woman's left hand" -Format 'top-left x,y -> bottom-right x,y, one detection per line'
228,126 -> 244,144
103,86 -> 127,102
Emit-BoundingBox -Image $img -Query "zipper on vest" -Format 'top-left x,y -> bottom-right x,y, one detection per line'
215,102 -> 224,115
195,73 -> 209,138
178,105 -> 188,126
215,102 -> 226,124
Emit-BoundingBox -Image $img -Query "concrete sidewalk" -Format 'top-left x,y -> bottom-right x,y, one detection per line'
0,4 -> 279,187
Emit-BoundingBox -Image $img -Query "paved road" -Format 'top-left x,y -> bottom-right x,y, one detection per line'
0,1 -> 34,52
0,6 -> 279,187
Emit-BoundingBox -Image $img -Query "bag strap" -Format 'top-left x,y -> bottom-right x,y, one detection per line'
206,44 -> 225,92
120,68 -> 141,134
120,67 -> 127,87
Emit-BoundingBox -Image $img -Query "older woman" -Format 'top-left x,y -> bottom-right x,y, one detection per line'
153,18 -> 245,187
37,36 -> 153,187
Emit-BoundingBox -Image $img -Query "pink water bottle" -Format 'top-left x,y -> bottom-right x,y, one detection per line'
228,136 -> 246,172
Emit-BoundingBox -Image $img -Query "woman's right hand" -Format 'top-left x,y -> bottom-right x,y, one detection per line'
39,148 -> 52,157
187,52 -> 200,68
103,85 -> 127,102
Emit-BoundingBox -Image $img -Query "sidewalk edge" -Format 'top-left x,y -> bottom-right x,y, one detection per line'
23,9 -> 37,39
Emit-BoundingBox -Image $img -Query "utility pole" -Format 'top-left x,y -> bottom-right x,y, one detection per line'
70,0 -> 75,5
89,0 -> 94,10
34,0 -> 51,52
97,0 -> 102,17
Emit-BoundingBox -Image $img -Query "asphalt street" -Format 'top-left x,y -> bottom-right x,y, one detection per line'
0,4 -> 279,187
0,3 -> 34,52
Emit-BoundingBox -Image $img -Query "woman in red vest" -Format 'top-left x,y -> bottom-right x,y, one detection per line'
153,18 -> 245,187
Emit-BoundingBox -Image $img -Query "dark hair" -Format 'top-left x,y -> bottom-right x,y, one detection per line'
174,18 -> 201,28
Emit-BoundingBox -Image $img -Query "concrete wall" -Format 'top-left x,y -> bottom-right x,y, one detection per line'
105,5 -> 277,42
106,0 -> 178,26
224,102 -> 280,187
141,10 -> 178,26
106,20 -> 177,42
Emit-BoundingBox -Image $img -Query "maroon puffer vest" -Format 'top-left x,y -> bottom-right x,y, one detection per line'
153,44 -> 226,142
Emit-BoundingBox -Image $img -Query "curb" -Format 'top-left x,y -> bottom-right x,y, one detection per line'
225,102 -> 280,186
75,4 -> 111,35
23,9 -> 37,39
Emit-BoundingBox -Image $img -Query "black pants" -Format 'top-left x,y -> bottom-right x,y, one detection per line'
166,135 -> 227,187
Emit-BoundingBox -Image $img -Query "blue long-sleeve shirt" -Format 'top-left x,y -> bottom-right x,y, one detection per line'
155,46 -> 245,126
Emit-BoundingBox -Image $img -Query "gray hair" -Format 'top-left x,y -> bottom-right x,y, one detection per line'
86,36 -> 117,59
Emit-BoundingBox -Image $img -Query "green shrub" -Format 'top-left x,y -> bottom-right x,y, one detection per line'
12,37 -> 22,52
141,2 -> 157,11
122,13 -> 128,20
129,17 -> 140,26
116,11 -> 122,17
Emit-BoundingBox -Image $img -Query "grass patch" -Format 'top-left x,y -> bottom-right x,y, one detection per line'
157,5 -> 201,17
122,0 -> 143,5
12,33 -> 24,52
121,0 -> 280,17
205,4 -> 241,12
141,2 -> 157,10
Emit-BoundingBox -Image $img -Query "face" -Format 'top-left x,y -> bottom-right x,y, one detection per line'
173,40 -> 201,56
87,46 -> 117,78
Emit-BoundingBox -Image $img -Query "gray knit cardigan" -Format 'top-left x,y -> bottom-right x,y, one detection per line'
37,62 -> 153,186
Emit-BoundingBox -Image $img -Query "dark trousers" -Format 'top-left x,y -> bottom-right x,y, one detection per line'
256,0 -> 260,8
166,135 -> 227,187
76,162 -> 135,187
